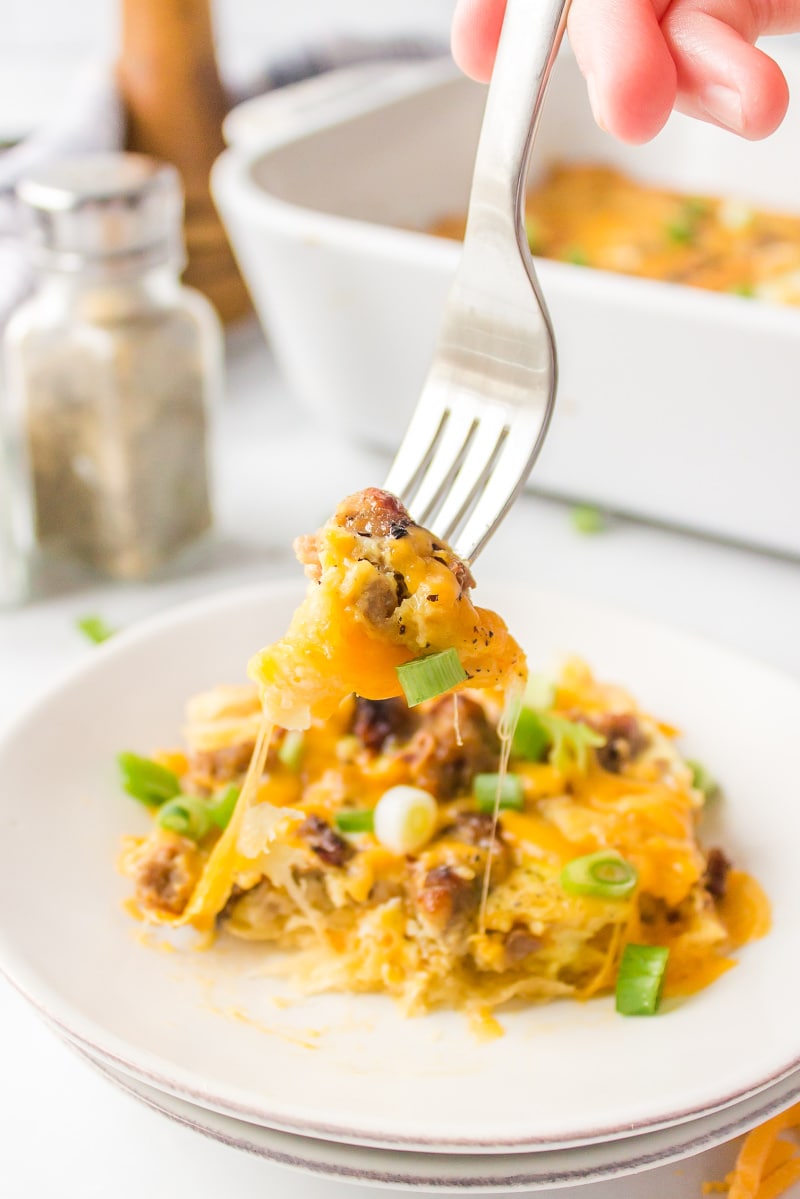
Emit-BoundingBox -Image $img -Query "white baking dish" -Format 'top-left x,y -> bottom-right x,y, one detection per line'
212,51 -> 800,557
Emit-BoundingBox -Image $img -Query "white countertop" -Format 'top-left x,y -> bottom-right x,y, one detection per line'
1,322 -> 799,1197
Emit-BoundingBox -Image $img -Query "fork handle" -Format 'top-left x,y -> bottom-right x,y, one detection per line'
463,0 -> 571,251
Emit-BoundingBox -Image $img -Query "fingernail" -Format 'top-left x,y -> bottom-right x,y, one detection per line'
585,73 -> 608,132
699,84 -> 744,132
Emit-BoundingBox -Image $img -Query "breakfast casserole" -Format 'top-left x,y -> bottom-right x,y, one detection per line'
118,489 -> 768,1022
432,163 -> 800,305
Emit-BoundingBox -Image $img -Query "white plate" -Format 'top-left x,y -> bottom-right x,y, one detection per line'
65,1031 -> 800,1194
0,581 -> 799,1153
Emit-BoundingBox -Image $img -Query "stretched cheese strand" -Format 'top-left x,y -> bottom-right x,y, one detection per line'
452,693 -> 463,747
180,714 -> 273,929
478,681 -> 524,934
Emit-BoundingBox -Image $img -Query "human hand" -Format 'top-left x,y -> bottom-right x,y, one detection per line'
451,0 -> 795,143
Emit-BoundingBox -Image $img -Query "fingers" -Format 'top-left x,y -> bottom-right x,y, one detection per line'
451,0 -> 793,142
453,0 -> 680,143
662,2 -> 790,139
567,0 -> 677,143
451,0 -> 506,82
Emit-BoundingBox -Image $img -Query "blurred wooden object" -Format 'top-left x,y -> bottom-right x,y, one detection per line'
118,0 -> 251,322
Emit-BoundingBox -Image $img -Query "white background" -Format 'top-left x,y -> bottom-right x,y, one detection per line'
0,0 -> 457,138
3,1 -> 800,1195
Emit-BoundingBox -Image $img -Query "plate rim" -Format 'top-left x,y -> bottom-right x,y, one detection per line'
2,578 -> 800,1152
63,1027 -> 800,1193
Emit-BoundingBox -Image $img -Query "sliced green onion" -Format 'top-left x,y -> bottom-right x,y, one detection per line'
666,219 -> 695,245
667,198 -> 708,246
335,809 -> 375,834
615,944 -> 670,1015
511,709 -> 603,775
474,773 -> 525,812
396,648 -> 468,707
561,851 -> 638,899
157,795 -> 213,841
278,730 -> 305,771
524,673 -> 556,711
374,785 -> 438,854
209,785 -> 240,830
728,282 -> 755,299
684,196 -> 710,219
512,707 -> 552,762
117,752 -> 181,807
543,714 -> 605,775
571,504 -> 606,535
566,246 -> 588,266
688,759 -> 719,801
76,614 -> 116,644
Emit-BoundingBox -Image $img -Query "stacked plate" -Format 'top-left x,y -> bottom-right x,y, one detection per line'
2,581 -> 800,1194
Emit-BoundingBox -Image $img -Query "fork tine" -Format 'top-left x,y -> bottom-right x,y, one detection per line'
383,400 -> 448,502
383,0 -> 568,560
405,407 -> 480,525
430,410 -> 509,544
451,413 -> 548,562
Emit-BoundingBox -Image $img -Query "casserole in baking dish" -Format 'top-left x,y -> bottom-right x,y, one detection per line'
213,51 -> 800,557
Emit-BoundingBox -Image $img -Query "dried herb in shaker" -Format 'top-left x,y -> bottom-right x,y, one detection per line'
4,154 -> 223,580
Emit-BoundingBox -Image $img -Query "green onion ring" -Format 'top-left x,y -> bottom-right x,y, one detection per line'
561,851 -> 638,899
157,796 -> 213,842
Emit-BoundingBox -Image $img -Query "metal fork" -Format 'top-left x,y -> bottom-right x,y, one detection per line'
384,0 -> 571,563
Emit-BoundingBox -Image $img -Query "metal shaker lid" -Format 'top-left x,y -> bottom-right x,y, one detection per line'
17,153 -> 185,271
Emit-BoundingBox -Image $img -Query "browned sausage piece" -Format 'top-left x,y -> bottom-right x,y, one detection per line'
591,712 -> 648,774
351,697 -> 413,753
503,925 -> 542,965
336,487 -> 412,538
190,740 -> 255,781
402,695 -> 500,798
298,814 -> 353,869
132,835 -> 201,916
416,864 -> 480,933
704,847 -> 732,900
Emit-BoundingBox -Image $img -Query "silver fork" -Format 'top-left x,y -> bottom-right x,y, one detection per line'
384,0 -> 571,563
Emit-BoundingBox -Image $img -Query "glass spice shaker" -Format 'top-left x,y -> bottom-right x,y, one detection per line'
3,154 -> 223,581
0,372 -> 34,607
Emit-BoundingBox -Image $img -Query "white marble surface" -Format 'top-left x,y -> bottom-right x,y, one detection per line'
1,322 -> 800,1196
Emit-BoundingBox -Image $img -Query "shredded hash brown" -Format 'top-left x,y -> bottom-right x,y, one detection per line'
119,488 -> 768,1024
120,657 -> 768,1019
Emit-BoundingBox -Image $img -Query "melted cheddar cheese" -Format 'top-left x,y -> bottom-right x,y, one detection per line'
432,163 -> 800,305
248,488 -> 526,729
119,642 -> 768,1019
118,490 -> 767,1022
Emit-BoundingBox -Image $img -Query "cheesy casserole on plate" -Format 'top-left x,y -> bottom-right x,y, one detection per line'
119,489 -> 768,1025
